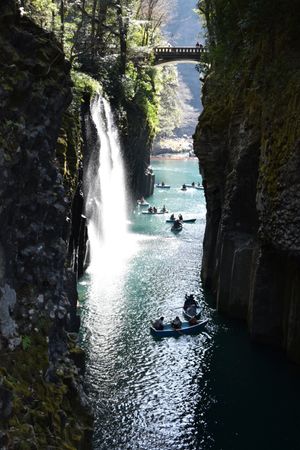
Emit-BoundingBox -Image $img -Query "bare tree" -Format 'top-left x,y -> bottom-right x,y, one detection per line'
136,0 -> 174,46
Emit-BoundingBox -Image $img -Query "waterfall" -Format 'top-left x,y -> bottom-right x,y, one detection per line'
84,95 -> 128,276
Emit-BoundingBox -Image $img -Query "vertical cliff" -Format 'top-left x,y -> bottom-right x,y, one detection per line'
194,0 -> 300,362
122,101 -> 155,199
0,2 -> 92,446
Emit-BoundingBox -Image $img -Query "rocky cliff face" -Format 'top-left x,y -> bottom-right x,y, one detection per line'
194,3 -> 300,363
122,101 -> 155,199
0,2 -> 92,446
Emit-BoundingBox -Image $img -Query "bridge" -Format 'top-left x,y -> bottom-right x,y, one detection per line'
153,46 -> 208,65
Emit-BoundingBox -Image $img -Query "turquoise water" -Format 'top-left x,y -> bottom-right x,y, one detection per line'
78,159 -> 300,450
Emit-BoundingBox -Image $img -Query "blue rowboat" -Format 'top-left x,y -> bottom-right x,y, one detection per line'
156,184 -> 170,189
166,218 -> 196,223
150,319 -> 208,338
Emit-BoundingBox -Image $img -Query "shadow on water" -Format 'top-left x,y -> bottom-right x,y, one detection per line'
194,292 -> 300,450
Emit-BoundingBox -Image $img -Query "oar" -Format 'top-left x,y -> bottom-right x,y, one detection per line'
173,326 -> 184,335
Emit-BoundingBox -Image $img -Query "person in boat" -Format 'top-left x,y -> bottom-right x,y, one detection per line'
184,294 -> 197,310
191,182 -> 195,187
153,206 -> 157,213
189,316 -> 198,326
197,182 -> 201,187
161,181 -> 165,187
182,184 -> 186,189
171,316 -> 182,329
178,213 -> 183,221
170,213 -> 175,221
186,304 -> 197,317
162,205 -> 166,213
148,206 -> 153,213
153,317 -> 164,330
173,219 -> 181,229
141,196 -> 145,203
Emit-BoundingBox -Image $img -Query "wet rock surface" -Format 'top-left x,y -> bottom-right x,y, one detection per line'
0,1 -> 92,446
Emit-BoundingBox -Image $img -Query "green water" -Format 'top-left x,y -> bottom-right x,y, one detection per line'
79,159 -> 300,450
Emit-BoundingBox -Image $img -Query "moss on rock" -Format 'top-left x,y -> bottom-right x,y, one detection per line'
1,330 -> 92,448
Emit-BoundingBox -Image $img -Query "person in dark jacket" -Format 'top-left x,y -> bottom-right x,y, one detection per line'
171,316 -> 182,329
183,294 -> 197,310
153,317 -> 164,330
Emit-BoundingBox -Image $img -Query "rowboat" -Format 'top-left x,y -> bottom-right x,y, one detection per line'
142,210 -> 168,215
137,200 -> 150,207
171,223 -> 183,232
183,305 -> 201,320
195,185 -> 204,190
166,218 -> 196,223
156,184 -> 170,189
150,319 -> 208,338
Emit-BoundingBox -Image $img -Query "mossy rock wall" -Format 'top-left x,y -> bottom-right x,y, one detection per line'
194,3 -> 300,362
0,1 -> 92,445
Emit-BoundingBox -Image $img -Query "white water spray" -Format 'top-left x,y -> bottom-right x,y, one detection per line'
85,95 -> 129,277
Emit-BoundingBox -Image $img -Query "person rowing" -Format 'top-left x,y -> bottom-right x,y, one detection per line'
183,293 -> 197,310
173,219 -> 181,229
186,304 -> 197,317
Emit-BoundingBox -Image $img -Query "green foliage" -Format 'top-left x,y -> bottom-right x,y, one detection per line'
71,71 -> 101,98
123,62 -> 138,100
21,335 -> 31,351
21,0 -> 58,28
124,63 -> 160,137
21,0 -> 173,146
155,66 -> 182,137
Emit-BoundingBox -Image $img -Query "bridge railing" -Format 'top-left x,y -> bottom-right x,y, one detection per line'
154,46 -> 207,55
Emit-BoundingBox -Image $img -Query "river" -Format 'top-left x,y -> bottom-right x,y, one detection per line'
78,158 -> 300,450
